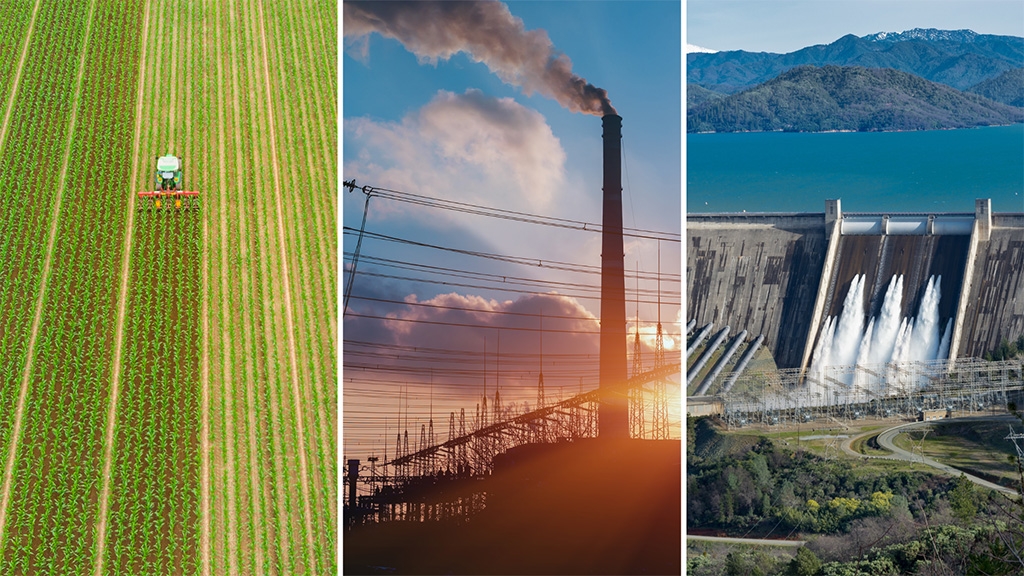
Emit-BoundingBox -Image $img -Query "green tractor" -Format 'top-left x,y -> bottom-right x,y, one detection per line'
137,154 -> 199,209
155,154 -> 182,191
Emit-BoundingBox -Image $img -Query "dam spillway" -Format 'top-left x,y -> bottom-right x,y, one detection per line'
687,199 -> 1024,393
806,221 -> 972,384
822,234 -> 970,324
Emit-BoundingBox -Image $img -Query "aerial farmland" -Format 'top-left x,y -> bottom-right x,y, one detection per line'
0,1 -> 336,575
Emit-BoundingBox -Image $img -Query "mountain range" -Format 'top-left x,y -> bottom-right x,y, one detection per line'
688,28 -> 1023,93
687,29 -> 1024,132
688,65 -> 1024,133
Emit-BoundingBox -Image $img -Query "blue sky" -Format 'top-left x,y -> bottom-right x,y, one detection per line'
342,1 -> 682,458
688,0 -> 1024,53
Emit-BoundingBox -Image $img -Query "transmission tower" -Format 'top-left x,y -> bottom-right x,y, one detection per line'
652,242 -> 669,439
448,412 -> 456,473
1007,426 -> 1024,496
537,310 -> 548,443
418,424 -> 428,477
402,430 -> 410,482
630,262 -> 646,438
458,408 -> 467,474
428,372 -> 435,475
394,431 -> 401,476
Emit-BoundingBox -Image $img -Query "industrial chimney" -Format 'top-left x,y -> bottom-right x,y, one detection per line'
599,114 -> 628,438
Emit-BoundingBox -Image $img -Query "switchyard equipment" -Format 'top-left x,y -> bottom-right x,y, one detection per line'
137,154 -> 199,209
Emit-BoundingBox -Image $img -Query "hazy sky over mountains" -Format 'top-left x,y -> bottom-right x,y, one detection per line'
688,0 -> 1024,53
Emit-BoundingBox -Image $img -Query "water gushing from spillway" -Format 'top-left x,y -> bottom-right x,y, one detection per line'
810,274 -> 953,395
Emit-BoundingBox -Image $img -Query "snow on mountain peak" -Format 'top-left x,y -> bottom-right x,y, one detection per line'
864,28 -> 978,43
687,44 -> 718,54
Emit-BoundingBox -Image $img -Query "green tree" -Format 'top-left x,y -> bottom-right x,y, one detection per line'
687,416 -> 698,461
949,474 -> 976,523
725,551 -> 757,576
789,546 -> 821,576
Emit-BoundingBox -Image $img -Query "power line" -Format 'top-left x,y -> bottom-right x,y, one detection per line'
344,363 -> 601,378
346,256 -> 606,292
345,269 -> 681,306
347,294 -> 600,320
344,339 -> 599,359
344,227 -> 679,277
343,350 -> 604,368
344,312 -> 602,334
345,256 -> 677,298
344,182 -> 681,242
346,252 -> 681,283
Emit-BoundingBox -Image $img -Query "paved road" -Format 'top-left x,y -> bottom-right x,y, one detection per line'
687,535 -> 806,547
841,415 -> 1019,497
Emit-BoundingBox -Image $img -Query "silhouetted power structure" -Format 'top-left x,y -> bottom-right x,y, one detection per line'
344,113 -> 681,574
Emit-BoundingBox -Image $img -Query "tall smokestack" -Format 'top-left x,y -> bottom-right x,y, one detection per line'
600,114 -> 628,438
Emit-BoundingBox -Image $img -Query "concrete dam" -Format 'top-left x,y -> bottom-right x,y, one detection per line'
687,199 -> 1024,397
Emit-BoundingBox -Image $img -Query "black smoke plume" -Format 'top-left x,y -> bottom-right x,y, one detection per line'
344,0 -> 616,116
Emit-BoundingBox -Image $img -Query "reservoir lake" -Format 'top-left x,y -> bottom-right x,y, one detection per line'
686,124 -> 1024,214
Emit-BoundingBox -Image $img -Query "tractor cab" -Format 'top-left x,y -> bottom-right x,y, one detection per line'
155,154 -> 182,190
137,154 -> 199,209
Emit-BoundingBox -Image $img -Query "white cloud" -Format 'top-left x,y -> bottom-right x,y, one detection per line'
345,89 -> 566,215
344,291 -> 601,389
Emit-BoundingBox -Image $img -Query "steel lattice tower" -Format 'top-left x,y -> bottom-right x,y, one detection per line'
1007,426 -> 1024,495
448,412 -> 457,473
402,430 -> 410,482
630,264 -> 646,438
536,312 -> 547,443
458,408 -> 467,474
418,424 -> 428,477
652,243 -> 669,439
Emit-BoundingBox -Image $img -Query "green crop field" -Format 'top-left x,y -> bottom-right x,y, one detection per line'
0,1 -> 336,574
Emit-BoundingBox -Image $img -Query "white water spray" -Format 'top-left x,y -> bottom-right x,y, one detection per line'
863,275 -> 904,366
810,273 -> 951,392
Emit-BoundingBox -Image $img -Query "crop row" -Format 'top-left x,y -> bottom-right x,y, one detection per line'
0,1 -> 91,509
264,0 -> 338,567
197,0 -> 338,573
210,0 -> 315,571
0,1 -> 143,573
97,0 -> 202,573
106,208 -> 201,575
0,0 -> 337,573
0,1 -> 35,130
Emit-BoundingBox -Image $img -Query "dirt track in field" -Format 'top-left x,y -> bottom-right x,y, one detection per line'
0,0 -> 96,556
214,2 -> 240,573
230,0 -> 266,571
200,4 -> 213,572
255,0 -> 318,569
189,3 -> 213,574
0,0 -> 40,156
89,1 -> 146,574
272,5 -> 338,544
0,0 -> 42,549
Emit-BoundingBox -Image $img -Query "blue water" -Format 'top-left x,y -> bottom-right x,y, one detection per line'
687,125 -> 1024,213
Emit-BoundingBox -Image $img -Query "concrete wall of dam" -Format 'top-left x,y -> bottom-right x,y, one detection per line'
957,216 -> 1024,358
687,206 -> 1024,371
686,214 -> 827,368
